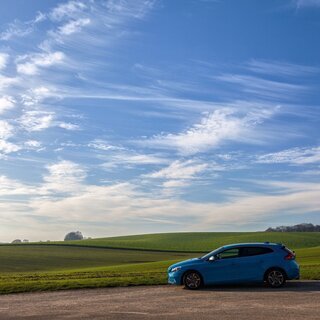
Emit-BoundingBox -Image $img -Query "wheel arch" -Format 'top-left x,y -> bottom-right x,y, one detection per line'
263,266 -> 288,281
181,269 -> 204,285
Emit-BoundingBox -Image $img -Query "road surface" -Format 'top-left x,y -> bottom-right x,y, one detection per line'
0,281 -> 319,319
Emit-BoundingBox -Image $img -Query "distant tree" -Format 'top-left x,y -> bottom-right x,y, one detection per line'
64,231 -> 84,241
12,239 -> 22,243
266,223 -> 320,232
23,239 -> 29,243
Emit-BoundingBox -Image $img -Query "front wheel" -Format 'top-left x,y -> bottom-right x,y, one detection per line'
265,269 -> 286,288
183,271 -> 202,290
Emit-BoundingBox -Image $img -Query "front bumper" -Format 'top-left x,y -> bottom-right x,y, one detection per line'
168,271 -> 182,285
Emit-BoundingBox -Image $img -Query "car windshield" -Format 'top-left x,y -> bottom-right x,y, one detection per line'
200,247 -> 223,260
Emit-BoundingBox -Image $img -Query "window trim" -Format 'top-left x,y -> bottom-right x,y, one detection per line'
216,248 -> 240,260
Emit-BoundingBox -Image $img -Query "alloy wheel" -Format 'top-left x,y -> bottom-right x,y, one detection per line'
267,270 -> 285,287
184,272 -> 202,289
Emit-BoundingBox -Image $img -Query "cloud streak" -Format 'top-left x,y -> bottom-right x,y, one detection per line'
257,146 -> 320,165
142,107 -> 278,155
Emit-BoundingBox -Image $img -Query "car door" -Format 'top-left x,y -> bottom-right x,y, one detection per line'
202,248 -> 242,284
235,247 -> 274,281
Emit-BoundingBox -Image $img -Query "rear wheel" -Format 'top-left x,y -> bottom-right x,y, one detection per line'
265,269 -> 286,288
183,271 -> 202,290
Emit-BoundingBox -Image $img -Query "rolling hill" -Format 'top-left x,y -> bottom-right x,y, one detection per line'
1,232 -> 319,294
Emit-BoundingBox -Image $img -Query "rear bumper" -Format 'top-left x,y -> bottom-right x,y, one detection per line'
286,264 -> 300,280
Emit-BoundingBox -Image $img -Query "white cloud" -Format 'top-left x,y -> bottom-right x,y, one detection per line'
0,140 -> 20,154
257,146 -> 320,165
0,21 -> 33,41
19,111 -> 54,132
58,122 -> 80,130
43,160 -> 87,194
16,179 -> 320,234
144,108 -> 276,155
0,176 -> 38,196
200,181 -> 320,227
16,51 -> 65,75
146,160 -> 208,180
0,12 -> 46,41
21,86 -> 60,106
105,0 -> 156,19
104,153 -> 169,168
0,121 -> 20,155
89,139 -> 122,151
50,1 -> 87,21
24,140 -> 42,149
0,53 -> 9,70
162,180 -> 188,188
0,121 -> 14,139
58,18 -> 91,35
89,140 -> 168,167
0,75 -> 19,90
247,59 -> 319,77
0,96 -> 15,114
16,63 -> 38,76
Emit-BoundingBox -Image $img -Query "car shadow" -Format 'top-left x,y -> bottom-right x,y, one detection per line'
193,281 -> 320,292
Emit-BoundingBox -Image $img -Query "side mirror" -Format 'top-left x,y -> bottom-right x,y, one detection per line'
208,256 -> 215,261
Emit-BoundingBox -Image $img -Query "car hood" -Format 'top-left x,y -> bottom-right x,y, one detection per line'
168,258 -> 203,272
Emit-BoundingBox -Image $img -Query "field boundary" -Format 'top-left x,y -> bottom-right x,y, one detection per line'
0,243 -> 206,254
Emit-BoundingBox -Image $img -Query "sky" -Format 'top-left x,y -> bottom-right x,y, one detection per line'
0,0 -> 319,242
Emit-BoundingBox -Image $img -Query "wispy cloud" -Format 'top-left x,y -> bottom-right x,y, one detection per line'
19,111 -> 54,132
42,160 -> 87,194
257,146 -> 320,165
0,96 -> 15,114
16,51 -> 65,75
146,159 -> 208,180
0,120 -> 20,155
200,180 -> 320,227
88,140 -> 169,168
49,1 -> 87,21
217,74 -> 306,100
294,0 -> 320,8
58,18 -> 91,35
142,107 -> 277,155
0,12 -> 45,41
0,53 -> 9,70
247,59 -> 319,77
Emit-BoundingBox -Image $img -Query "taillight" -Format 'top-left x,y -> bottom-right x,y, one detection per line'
284,252 -> 295,260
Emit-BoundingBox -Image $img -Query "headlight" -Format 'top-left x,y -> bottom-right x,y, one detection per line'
171,266 -> 182,272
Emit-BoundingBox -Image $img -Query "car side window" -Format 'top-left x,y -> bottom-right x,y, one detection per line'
217,248 -> 239,259
240,247 -> 273,257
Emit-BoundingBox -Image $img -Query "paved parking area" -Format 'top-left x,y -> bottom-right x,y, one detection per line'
0,281 -> 319,319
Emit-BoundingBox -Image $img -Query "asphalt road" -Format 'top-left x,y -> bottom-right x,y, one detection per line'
0,281 -> 319,320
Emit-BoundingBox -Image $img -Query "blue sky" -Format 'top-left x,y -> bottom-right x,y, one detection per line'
0,0 -> 319,241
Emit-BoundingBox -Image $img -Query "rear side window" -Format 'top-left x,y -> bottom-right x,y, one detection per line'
240,247 -> 273,257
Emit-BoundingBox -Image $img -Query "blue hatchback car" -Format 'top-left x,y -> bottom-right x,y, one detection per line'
168,242 -> 299,289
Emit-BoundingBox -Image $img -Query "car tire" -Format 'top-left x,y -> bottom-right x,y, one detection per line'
183,271 -> 202,290
265,269 -> 286,288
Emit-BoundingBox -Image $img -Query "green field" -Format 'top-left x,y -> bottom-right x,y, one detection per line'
1,232 -> 319,294
54,232 -> 320,251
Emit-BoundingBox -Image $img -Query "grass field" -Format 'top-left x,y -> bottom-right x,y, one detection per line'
1,232 -> 319,294
0,245 -> 196,273
54,232 -> 320,251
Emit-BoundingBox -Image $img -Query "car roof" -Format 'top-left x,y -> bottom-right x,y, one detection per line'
220,242 -> 282,250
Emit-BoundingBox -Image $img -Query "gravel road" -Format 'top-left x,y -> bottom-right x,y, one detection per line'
0,281 -> 319,319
